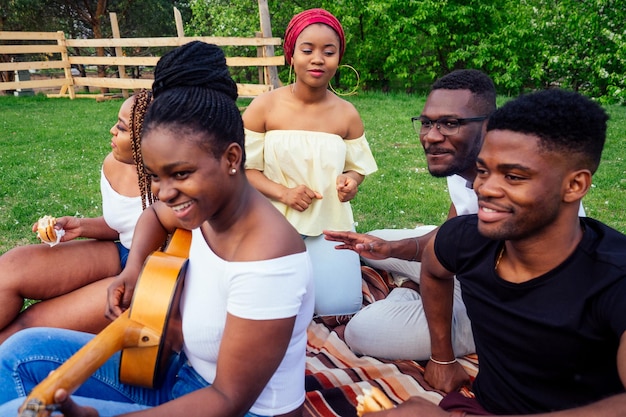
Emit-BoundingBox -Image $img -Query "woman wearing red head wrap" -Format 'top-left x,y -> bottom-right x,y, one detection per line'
283,8 -> 346,66
243,9 -> 377,318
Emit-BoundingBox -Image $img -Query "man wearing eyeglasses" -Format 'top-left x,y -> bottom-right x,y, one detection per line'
323,69 -> 496,361
325,70 -> 587,363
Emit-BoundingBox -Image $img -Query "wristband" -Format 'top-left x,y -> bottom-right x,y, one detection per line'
429,356 -> 457,365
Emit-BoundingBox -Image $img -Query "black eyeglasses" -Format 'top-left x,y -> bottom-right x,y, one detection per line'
411,116 -> 488,136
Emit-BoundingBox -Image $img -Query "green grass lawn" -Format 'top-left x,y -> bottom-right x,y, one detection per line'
1,92 -> 625,257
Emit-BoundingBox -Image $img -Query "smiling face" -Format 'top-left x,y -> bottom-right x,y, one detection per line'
419,89 -> 487,180
474,129 -> 571,241
292,23 -> 340,87
142,125 -> 232,230
109,96 -> 135,165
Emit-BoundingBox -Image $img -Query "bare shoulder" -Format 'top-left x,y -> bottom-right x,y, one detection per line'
242,87 -> 291,131
244,194 -> 306,260
245,88 -> 275,109
102,152 -> 140,197
334,94 -> 359,113
101,152 -> 116,172
331,94 -> 364,139
242,90 -> 271,131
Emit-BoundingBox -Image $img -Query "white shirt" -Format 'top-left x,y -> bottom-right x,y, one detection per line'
181,228 -> 315,415
100,169 -> 142,249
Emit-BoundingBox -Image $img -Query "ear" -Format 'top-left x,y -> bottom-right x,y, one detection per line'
563,169 -> 592,204
224,143 -> 243,172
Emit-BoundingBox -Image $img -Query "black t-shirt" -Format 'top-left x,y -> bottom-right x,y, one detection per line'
435,215 -> 626,414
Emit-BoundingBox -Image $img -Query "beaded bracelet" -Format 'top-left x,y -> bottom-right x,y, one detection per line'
409,237 -> 419,261
429,356 -> 458,365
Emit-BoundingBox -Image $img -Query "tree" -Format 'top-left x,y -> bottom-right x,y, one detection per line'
2,0 -> 191,91
3,0 -> 625,102
534,0 -> 626,103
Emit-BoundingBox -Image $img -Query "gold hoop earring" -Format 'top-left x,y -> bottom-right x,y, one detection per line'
329,64 -> 360,96
289,63 -> 296,93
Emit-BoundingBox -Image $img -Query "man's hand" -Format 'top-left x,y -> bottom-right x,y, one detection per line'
323,230 -> 391,260
424,361 -> 471,393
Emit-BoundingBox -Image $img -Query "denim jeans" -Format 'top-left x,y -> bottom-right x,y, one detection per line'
115,241 -> 130,269
0,328 -> 266,417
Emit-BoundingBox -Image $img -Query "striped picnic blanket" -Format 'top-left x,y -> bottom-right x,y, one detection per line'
304,266 -> 478,417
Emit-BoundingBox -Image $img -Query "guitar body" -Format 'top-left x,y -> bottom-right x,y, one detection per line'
119,250 -> 187,387
18,229 -> 191,417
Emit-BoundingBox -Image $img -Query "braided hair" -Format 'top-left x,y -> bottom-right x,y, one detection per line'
129,89 -> 154,209
144,41 -> 244,163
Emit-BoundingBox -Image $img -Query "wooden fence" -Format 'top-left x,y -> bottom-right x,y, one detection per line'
0,30 -> 284,99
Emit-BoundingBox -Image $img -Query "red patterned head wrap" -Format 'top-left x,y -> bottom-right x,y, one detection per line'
284,8 -> 345,66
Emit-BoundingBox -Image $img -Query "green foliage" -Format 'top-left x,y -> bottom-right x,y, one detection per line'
188,0 -> 260,37
187,0 -> 268,83
1,0 -> 192,40
533,0 -> 626,104
184,0 -> 626,103
1,0 -> 59,31
2,0 -> 625,102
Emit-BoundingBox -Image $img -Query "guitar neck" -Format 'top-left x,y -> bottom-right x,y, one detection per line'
19,311 -> 160,416
19,229 -> 191,416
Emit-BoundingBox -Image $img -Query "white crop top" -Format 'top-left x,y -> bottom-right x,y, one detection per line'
100,169 -> 143,249
181,228 -> 315,415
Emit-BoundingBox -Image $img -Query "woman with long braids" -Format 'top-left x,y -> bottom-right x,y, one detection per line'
0,90 -> 153,343
243,8 -> 377,318
0,41 -> 314,417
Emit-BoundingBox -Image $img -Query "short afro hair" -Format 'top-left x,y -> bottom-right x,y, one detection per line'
432,69 -> 496,116
487,89 -> 609,173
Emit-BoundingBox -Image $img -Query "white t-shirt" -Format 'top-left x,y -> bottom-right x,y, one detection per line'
100,169 -> 142,249
181,228 -> 315,415
447,175 -> 478,215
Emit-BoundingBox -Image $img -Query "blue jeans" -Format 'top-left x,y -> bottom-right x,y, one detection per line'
115,241 -> 130,269
0,328 -> 266,417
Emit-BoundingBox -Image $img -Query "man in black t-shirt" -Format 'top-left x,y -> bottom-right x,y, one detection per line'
376,89 -> 626,416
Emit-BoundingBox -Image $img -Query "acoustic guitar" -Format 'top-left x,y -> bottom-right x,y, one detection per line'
18,228 -> 191,417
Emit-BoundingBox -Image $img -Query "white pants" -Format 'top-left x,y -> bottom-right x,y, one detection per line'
305,234 -> 362,317
344,226 -> 475,361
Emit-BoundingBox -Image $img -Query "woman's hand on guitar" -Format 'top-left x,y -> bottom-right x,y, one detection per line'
105,272 -> 136,320
51,389 -> 99,417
